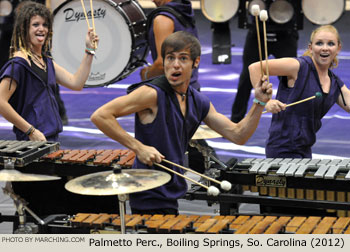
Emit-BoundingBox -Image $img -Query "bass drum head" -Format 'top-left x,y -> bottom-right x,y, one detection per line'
52,0 -> 132,87
269,0 -> 294,24
302,0 -> 345,25
200,0 -> 239,22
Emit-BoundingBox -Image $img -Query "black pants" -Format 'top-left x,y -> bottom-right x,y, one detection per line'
230,29 -> 298,123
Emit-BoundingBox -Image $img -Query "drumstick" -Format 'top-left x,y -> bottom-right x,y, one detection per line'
80,0 -> 97,49
163,159 -> 232,191
262,92 -> 322,114
259,10 -> 269,83
251,5 -> 263,77
89,0 -> 97,49
154,163 -> 220,196
80,0 -> 91,29
89,0 -> 96,33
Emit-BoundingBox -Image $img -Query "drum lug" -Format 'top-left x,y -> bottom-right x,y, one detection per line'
117,0 -> 131,7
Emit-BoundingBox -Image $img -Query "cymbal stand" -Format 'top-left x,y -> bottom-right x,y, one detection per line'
112,166 -> 128,234
118,194 -> 127,234
189,140 -> 227,186
3,182 -> 44,234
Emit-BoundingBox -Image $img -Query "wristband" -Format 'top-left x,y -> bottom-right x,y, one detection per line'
25,125 -> 35,136
85,48 -> 95,55
253,98 -> 266,106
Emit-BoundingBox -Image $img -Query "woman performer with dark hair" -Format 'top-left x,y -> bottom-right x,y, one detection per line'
0,1 -> 98,141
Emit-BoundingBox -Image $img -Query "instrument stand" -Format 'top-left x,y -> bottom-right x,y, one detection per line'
189,140 -> 227,185
2,182 -> 44,234
118,194 -> 127,234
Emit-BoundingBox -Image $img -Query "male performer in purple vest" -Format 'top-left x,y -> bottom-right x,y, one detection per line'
91,31 -> 272,215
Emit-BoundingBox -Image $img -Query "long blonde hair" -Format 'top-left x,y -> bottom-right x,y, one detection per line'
302,25 -> 341,69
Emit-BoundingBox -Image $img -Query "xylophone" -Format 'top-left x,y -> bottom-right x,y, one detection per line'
187,158 -> 350,217
46,213 -> 350,234
21,148 -> 136,176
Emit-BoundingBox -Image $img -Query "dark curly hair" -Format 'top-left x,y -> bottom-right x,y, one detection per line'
10,1 -> 53,58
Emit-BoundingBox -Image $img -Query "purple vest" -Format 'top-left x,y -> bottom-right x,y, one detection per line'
0,57 -> 62,140
129,79 -> 210,210
266,56 -> 344,158
148,1 -> 200,90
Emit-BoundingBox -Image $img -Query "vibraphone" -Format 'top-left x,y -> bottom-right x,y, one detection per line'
45,213 -> 350,234
0,140 -> 59,167
21,148 -> 136,176
187,158 -> 350,217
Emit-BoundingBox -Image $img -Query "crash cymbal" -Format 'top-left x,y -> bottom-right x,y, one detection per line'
0,169 -> 61,182
65,169 -> 171,196
192,125 -> 221,140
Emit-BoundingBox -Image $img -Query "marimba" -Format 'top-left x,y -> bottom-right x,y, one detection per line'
21,148 -> 136,176
51,213 -> 350,234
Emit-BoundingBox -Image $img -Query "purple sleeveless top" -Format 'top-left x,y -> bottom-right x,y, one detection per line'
0,57 -> 62,140
266,56 -> 344,158
129,79 -> 210,210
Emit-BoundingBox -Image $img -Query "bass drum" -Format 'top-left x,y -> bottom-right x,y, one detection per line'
200,0 -> 239,22
302,0 -> 345,25
52,0 -> 148,87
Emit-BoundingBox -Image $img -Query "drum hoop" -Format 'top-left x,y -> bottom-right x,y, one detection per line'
53,0 -> 149,87
96,0 -> 148,87
269,1 -> 294,24
200,0 -> 239,23
301,0 -> 345,25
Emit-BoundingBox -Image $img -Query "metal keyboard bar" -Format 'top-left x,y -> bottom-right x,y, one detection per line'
324,166 -> 340,179
307,159 -> 321,166
314,164 -> 330,178
328,159 -> 342,166
298,158 -> 311,165
337,159 -> 350,168
249,162 -> 263,173
279,158 -> 293,165
294,165 -> 310,177
318,159 -> 331,165
345,170 -> 350,180
285,164 -> 299,176
276,163 -> 291,176
258,159 -> 282,174
240,158 -> 256,165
